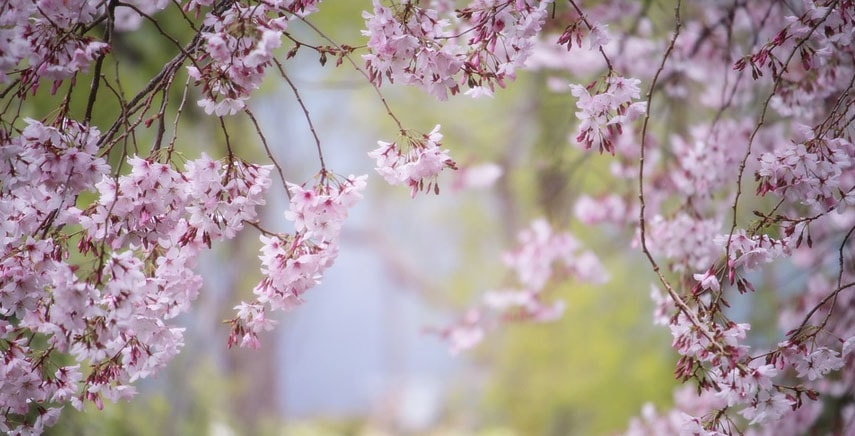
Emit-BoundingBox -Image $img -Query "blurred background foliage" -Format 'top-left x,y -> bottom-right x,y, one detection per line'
41,1 -> 681,435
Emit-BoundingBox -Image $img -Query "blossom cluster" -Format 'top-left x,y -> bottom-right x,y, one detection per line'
574,193 -> 629,226
1,114 -> 273,433
1,1 -> 106,82
756,125 -> 855,212
436,218 -> 608,353
669,121 -> 754,201
228,173 -> 367,349
568,76 -> 647,154
3,0 -> 855,434
510,0 -> 855,434
368,125 -> 457,197
646,213 -> 722,273
362,0 -> 552,100
187,0 -> 318,116
645,283 -> 853,433
736,1 -> 854,121
0,118 -> 110,433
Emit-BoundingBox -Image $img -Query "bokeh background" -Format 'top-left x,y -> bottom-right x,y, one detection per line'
44,3 -> 679,435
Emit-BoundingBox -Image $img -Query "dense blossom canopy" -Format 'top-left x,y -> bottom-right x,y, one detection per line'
1,0 -> 854,434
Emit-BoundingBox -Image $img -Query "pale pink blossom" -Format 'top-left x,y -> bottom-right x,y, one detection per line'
569,76 -> 647,154
451,162 -> 503,191
369,125 -> 457,197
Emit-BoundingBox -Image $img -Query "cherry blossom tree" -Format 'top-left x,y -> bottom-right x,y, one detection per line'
1,0 -> 854,434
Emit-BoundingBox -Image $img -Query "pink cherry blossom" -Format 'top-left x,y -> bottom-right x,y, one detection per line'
369,125 -> 457,197
569,76 -> 647,154
229,174 -> 367,347
3,0 -> 855,434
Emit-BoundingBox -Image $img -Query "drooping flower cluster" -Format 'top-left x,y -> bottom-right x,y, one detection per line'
450,162 -> 503,191
0,0 -> 113,85
569,75 -> 647,154
648,278 -> 853,432
362,1 -> 463,100
501,218 -> 609,290
670,121 -> 755,201
506,0 -> 855,434
74,154 -> 271,252
574,193 -> 630,226
736,1 -> 855,121
756,125 -> 855,212
187,1 -> 306,116
3,0 -> 855,433
624,386 -> 726,436
362,0 -> 552,100
436,218 -> 608,353
228,173 -> 367,349
646,213 -> 722,273
456,0 -> 552,92
0,117 -> 273,433
368,125 -> 458,197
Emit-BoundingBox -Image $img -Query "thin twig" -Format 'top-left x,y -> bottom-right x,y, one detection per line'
296,16 -> 406,133
273,58 -> 326,172
725,0 -> 839,259
243,108 -> 290,199
637,0 -> 717,344
567,0 -> 615,72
